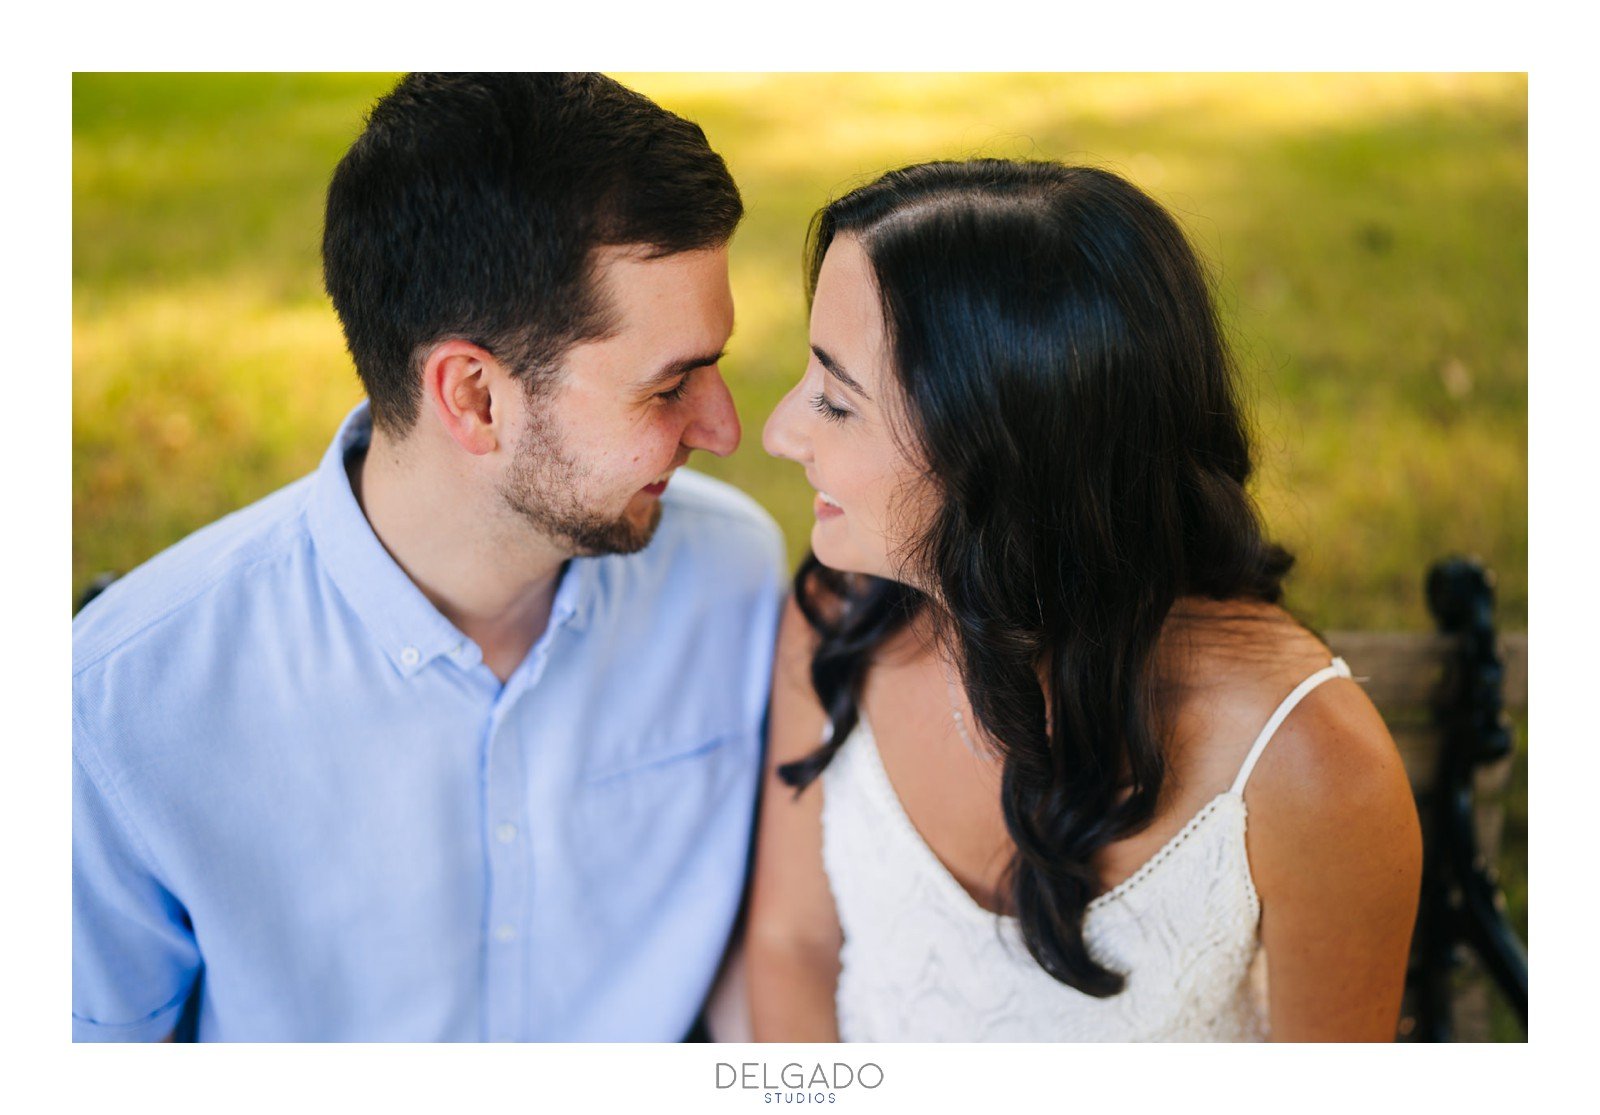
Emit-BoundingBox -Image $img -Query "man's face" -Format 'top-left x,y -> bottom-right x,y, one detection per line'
499,245 -> 740,556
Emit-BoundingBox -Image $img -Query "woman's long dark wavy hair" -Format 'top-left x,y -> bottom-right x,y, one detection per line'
778,160 -> 1294,997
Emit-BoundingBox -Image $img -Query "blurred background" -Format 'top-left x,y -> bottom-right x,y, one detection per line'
72,73 -> 1527,1034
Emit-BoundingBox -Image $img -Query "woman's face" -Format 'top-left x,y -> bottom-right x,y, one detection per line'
762,235 -> 936,581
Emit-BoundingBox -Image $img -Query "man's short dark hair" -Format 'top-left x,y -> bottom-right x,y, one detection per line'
322,72 -> 744,434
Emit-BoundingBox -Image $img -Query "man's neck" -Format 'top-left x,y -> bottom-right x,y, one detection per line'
349,429 -> 570,684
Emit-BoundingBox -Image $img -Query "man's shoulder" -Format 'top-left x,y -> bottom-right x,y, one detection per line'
583,470 -> 788,625
582,470 -> 787,693
660,468 -> 780,532
73,474 -> 318,681
654,468 -> 786,572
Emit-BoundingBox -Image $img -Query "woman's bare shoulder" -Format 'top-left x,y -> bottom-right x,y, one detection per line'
1250,664 -> 1407,817
1159,598 -> 1392,792
1202,604 -> 1420,899
1189,600 -> 1398,795
1234,612 -> 1423,1034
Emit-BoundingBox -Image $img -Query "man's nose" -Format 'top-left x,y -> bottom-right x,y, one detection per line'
761,383 -> 808,464
683,367 -> 741,458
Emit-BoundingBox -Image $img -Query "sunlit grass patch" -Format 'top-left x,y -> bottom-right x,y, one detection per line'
73,279 -> 361,592
73,71 -> 1526,631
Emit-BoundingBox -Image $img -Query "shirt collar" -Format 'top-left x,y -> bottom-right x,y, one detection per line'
306,402 -> 598,679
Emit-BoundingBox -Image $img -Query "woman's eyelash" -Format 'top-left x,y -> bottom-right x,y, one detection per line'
809,392 -> 851,423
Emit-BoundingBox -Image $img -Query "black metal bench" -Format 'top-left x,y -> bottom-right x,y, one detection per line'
1325,557 -> 1528,1041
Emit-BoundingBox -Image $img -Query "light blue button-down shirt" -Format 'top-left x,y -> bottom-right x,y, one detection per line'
72,403 -> 786,1041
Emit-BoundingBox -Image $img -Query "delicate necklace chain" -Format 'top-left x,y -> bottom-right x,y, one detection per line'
942,660 -> 984,759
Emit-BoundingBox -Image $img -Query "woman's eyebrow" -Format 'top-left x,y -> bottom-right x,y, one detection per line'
811,344 -> 871,401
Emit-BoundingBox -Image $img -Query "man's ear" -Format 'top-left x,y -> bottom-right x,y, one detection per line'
421,340 -> 506,456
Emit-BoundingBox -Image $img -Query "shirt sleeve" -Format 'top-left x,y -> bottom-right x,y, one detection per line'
73,747 -> 200,1041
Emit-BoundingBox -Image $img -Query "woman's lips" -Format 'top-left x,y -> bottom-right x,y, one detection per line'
814,491 -> 843,520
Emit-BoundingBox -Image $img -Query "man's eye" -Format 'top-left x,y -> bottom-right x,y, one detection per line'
655,378 -> 690,402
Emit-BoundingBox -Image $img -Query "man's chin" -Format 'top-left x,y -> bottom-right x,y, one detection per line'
565,499 -> 663,557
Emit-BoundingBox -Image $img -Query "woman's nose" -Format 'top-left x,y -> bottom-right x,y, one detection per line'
762,383 -> 810,463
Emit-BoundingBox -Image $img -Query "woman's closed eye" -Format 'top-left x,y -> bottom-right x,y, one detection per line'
810,392 -> 851,423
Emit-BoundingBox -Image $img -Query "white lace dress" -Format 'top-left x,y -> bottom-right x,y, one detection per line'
820,658 -> 1352,1041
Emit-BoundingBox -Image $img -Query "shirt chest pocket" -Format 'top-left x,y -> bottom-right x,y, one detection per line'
568,726 -> 760,886
581,727 -> 744,787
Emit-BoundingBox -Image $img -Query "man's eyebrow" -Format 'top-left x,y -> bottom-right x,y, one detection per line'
811,344 -> 871,401
635,349 -> 726,392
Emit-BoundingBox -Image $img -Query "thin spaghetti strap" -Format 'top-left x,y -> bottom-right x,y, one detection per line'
1229,657 -> 1354,796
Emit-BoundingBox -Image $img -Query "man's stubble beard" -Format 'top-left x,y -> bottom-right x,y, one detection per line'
499,394 -> 663,558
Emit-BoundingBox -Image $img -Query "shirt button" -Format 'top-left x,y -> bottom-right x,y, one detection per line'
399,646 -> 421,667
494,924 -> 517,943
495,823 -> 517,844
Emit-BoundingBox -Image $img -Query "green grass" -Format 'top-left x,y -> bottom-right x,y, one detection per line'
72,74 -> 1528,1037
73,72 -> 1527,633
